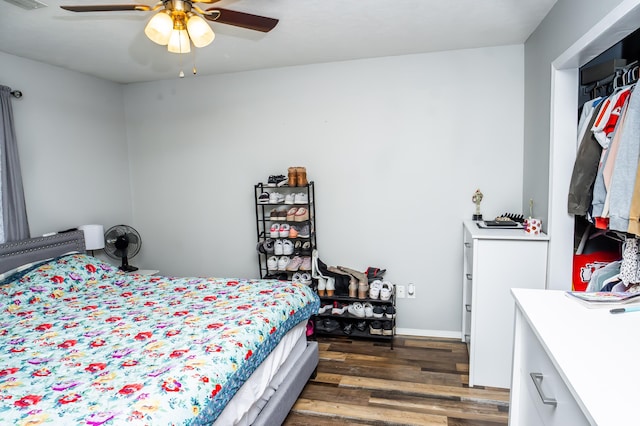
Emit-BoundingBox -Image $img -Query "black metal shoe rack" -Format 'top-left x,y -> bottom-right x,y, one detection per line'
254,181 -> 317,279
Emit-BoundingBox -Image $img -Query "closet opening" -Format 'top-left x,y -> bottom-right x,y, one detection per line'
571,27 -> 639,292
547,0 -> 640,291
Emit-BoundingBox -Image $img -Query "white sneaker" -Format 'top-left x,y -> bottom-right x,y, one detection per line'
274,240 -> 284,255
277,256 -> 290,271
380,281 -> 393,301
294,192 -> 308,204
267,256 -> 278,272
270,223 -> 280,238
269,192 -> 284,204
284,193 -> 295,204
347,302 -> 365,318
279,223 -> 290,238
299,272 -> 312,285
282,239 -> 294,255
369,280 -> 382,299
363,302 -> 374,318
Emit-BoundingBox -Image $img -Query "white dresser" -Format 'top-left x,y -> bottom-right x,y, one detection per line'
510,288 -> 640,425
462,220 -> 548,388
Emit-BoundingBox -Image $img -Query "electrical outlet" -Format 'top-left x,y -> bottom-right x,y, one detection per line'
407,283 -> 416,298
396,285 -> 406,298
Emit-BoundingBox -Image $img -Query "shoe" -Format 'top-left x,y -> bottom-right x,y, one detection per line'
349,279 -> 357,298
317,303 -> 332,314
258,192 -> 270,204
342,322 -> 353,335
269,192 -> 285,204
363,302 -> 374,318
369,320 -> 383,335
267,174 -> 287,187
331,302 -> 347,315
385,306 -> 396,319
286,207 -> 298,222
269,209 -> 279,221
369,280 -> 382,299
267,256 -> 278,272
299,256 -> 312,271
274,239 -> 284,255
294,207 -> 309,222
267,175 -> 286,187
279,223 -> 290,238
289,226 -> 299,239
270,223 -> 280,238
306,320 -> 314,337
380,281 -> 393,301
288,167 -> 298,187
300,241 -> 312,256
294,192 -> 308,204
373,305 -> 384,318
286,256 -> 304,272
366,267 -> 386,280
347,302 -> 365,318
322,318 -> 341,333
284,193 -> 295,204
277,208 -> 288,220
282,239 -> 294,256
325,276 -> 335,296
338,266 -> 368,299
296,167 -> 308,186
277,256 -> 290,271
297,223 -> 311,238
382,321 -> 394,336
355,320 -> 367,332
317,277 -> 326,296
292,272 -> 302,283
262,239 -> 275,254
299,272 -> 312,285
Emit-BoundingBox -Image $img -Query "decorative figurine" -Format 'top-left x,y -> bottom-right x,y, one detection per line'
472,189 -> 483,221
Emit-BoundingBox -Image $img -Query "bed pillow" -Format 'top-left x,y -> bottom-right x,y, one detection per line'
0,253 -> 120,287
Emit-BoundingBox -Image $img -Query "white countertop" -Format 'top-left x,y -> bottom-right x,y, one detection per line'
464,220 -> 549,241
512,288 -> 640,426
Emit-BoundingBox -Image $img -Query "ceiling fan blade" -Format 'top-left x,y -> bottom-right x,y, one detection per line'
205,7 -> 278,33
60,4 -> 151,12
193,0 -> 222,3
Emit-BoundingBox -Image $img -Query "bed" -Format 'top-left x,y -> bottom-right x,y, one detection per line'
0,231 -> 319,425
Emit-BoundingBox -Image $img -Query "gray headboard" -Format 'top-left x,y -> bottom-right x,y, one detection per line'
0,231 -> 86,274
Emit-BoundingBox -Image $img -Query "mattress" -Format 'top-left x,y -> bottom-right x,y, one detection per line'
0,253 -> 319,425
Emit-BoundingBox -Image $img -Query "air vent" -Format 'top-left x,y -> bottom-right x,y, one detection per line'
3,0 -> 47,10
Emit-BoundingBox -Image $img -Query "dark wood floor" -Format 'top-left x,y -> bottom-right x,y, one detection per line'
283,335 -> 510,426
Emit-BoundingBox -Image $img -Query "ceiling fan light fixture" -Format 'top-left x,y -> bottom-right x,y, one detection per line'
168,28 -> 191,53
144,11 -> 173,45
186,14 -> 214,48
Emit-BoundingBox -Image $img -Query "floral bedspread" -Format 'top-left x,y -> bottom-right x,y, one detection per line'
0,254 -> 319,425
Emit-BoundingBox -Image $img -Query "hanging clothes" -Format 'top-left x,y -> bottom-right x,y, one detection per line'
568,100 -> 605,215
608,86 -> 640,233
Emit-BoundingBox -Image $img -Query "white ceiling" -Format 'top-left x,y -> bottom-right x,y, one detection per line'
0,0 -> 558,84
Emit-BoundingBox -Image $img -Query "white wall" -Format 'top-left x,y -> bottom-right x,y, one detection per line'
0,52 -> 133,236
124,45 -> 525,336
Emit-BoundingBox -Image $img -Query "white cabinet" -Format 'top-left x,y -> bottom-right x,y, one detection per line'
462,220 -> 548,388
510,288 -> 640,426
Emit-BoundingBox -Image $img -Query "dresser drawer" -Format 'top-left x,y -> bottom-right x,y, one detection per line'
519,321 -> 589,425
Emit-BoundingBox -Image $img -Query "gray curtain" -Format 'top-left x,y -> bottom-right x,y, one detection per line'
0,86 -> 29,242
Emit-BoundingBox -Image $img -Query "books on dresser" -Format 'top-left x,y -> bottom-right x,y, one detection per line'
566,290 -> 640,308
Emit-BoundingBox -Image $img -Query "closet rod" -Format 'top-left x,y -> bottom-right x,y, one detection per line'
10,89 -> 23,99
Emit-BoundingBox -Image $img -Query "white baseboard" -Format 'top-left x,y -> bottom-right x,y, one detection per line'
396,328 -> 461,339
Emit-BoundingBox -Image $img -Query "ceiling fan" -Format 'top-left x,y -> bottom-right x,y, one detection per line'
60,0 -> 278,54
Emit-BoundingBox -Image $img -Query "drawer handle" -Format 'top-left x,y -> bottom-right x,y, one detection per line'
530,373 -> 557,407
464,242 -> 471,248
465,304 -> 471,312
466,273 -> 472,280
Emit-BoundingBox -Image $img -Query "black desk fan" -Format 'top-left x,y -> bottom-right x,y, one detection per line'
104,225 -> 141,272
